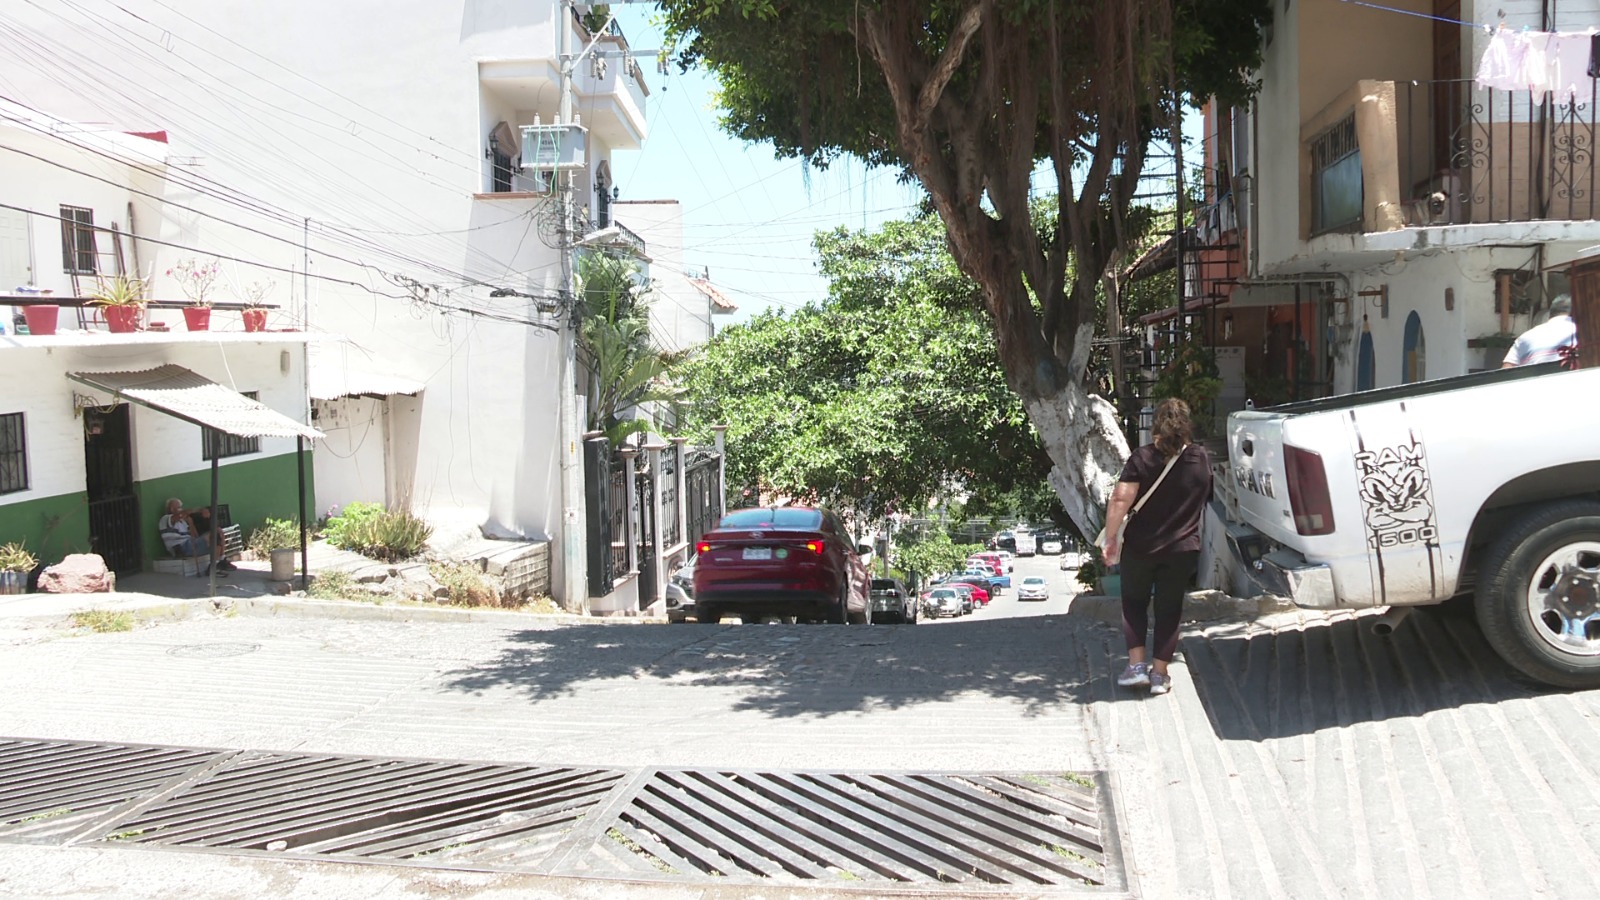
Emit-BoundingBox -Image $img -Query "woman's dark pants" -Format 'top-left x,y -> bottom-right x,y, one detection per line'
1120,551 -> 1198,663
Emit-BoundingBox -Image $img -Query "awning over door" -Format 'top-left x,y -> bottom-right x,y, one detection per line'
67,364 -> 323,440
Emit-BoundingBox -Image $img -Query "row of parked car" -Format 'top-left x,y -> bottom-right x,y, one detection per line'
662,506 -> 1074,625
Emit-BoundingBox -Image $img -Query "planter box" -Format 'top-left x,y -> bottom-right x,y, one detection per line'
0,571 -> 27,595
1098,573 -> 1122,597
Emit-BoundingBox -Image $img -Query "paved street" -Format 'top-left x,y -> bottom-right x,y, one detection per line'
3,553 -> 1600,898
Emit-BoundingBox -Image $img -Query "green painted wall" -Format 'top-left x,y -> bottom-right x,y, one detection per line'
0,490 -> 93,564
136,452 -> 314,563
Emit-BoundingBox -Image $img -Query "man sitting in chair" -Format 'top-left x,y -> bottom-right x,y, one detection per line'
158,498 -> 235,576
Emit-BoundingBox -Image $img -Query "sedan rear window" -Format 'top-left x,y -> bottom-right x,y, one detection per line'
718,508 -> 824,529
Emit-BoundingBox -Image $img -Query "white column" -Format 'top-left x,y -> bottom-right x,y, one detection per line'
711,424 -> 728,515
671,436 -> 689,548
645,439 -> 668,607
619,445 -> 639,575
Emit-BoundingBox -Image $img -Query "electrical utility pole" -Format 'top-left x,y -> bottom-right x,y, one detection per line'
557,2 -> 586,613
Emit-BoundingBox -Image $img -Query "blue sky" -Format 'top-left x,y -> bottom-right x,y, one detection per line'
607,8 -> 928,325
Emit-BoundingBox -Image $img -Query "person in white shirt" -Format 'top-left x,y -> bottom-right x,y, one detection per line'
157,498 -> 234,575
1503,293 -> 1576,368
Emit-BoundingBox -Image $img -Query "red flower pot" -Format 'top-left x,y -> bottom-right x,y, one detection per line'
103,305 -> 141,333
182,307 -> 211,331
242,308 -> 268,332
21,304 -> 58,336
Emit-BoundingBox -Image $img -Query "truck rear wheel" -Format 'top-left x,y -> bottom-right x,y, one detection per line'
1476,500 -> 1600,689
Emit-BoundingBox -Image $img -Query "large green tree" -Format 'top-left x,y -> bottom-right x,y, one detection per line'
676,210 -> 1048,518
658,0 -> 1269,537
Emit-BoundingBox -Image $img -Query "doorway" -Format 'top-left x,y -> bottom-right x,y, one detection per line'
83,404 -> 141,572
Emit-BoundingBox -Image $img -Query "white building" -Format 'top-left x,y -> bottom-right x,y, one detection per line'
1205,0 -> 1599,397
0,105 -> 317,571
616,199 -> 739,356
2,1 -> 671,605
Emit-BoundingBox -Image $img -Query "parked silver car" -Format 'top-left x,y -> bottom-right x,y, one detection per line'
870,577 -> 919,624
923,587 -> 965,618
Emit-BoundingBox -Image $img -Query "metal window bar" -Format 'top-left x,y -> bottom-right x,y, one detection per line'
201,393 -> 262,461
1309,113 -> 1362,235
0,412 -> 28,494
59,205 -> 97,275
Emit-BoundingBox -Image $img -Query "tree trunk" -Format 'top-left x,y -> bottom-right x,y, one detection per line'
1017,324 -> 1130,541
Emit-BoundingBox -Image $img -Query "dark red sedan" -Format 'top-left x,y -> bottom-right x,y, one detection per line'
692,506 -> 872,624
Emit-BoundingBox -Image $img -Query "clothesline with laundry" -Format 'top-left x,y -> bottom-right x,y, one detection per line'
1475,27 -> 1599,99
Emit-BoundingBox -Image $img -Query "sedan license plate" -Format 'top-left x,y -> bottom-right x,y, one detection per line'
742,546 -> 773,560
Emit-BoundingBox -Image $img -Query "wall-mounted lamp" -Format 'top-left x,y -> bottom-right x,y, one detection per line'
612,185 -> 620,200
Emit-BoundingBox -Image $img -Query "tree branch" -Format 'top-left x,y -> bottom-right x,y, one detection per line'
915,0 -> 989,126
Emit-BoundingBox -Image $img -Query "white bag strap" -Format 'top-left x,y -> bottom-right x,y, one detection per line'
1130,446 -> 1185,517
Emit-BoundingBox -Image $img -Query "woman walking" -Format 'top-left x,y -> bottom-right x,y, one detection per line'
1104,398 -> 1213,695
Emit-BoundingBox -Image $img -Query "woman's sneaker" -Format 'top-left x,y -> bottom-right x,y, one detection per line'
1116,662 -> 1150,688
1148,672 -> 1173,695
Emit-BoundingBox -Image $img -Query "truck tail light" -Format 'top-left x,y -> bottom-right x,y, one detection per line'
1283,445 -> 1336,536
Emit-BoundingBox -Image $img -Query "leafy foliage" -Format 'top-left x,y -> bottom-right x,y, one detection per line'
324,503 -> 431,561
674,209 -> 1049,515
893,528 -> 982,580
0,541 -> 38,573
657,0 -> 1271,537
428,562 -> 499,607
578,253 -> 676,443
247,517 -> 301,557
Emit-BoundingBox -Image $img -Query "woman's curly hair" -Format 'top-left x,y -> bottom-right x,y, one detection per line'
1152,398 -> 1192,458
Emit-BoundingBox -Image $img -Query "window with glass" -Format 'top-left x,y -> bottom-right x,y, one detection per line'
201,392 -> 261,460
59,205 -> 97,275
0,413 -> 29,494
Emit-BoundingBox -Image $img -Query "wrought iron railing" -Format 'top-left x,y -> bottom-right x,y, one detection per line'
1397,78 -> 1597,225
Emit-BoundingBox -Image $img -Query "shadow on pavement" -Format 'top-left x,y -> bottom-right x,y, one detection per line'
1185,605 -> 1559,741
441,613 -> 1115,718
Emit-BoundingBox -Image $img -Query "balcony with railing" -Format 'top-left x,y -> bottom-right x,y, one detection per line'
1300,78 -> 1598,239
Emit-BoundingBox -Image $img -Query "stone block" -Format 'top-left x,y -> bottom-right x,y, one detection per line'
37,554 -> 115,594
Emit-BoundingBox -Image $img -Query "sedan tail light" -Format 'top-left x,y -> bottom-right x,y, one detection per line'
696,541 -> 712,554
1283,444 -> 1336,536
803,540 -> 825,554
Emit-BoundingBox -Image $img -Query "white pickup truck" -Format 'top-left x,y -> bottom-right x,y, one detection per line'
1226,362 -> 1600,688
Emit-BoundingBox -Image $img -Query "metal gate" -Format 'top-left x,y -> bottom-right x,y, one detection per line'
82,404 -> 141,572
635,468 -> 656,607
584,436 -> 724,607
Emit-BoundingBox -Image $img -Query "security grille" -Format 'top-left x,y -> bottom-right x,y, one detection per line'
0,737 -> 1125,893
0,412 -> 27,494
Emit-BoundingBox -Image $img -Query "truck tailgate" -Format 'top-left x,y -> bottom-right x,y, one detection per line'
1228,410 -> 1298,545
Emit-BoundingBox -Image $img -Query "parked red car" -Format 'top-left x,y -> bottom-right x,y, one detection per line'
692,507 -> 872,624
943,576 -> 991,605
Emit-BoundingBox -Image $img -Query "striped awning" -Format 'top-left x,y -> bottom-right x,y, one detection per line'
67,364 -> 323,440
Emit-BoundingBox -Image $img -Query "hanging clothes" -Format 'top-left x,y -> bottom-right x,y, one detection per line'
1547,32 -> 1598,100
1475,29 -> 1523,92
1514,31 -> 1552,93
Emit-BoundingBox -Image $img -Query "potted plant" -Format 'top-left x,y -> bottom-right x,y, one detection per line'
240,280 -> 272,333
16,286 -> 58,336
168,257 -> 220,331
87,273 -> 148,333
0,542 -> 38,595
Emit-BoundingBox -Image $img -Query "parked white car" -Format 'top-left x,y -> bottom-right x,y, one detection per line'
1039,537 -> 1063,555
993,550 -> 1015,572
1018,576 -> 1049,601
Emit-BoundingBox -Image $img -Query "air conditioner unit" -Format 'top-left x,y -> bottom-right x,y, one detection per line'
521,123 -> 588,171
